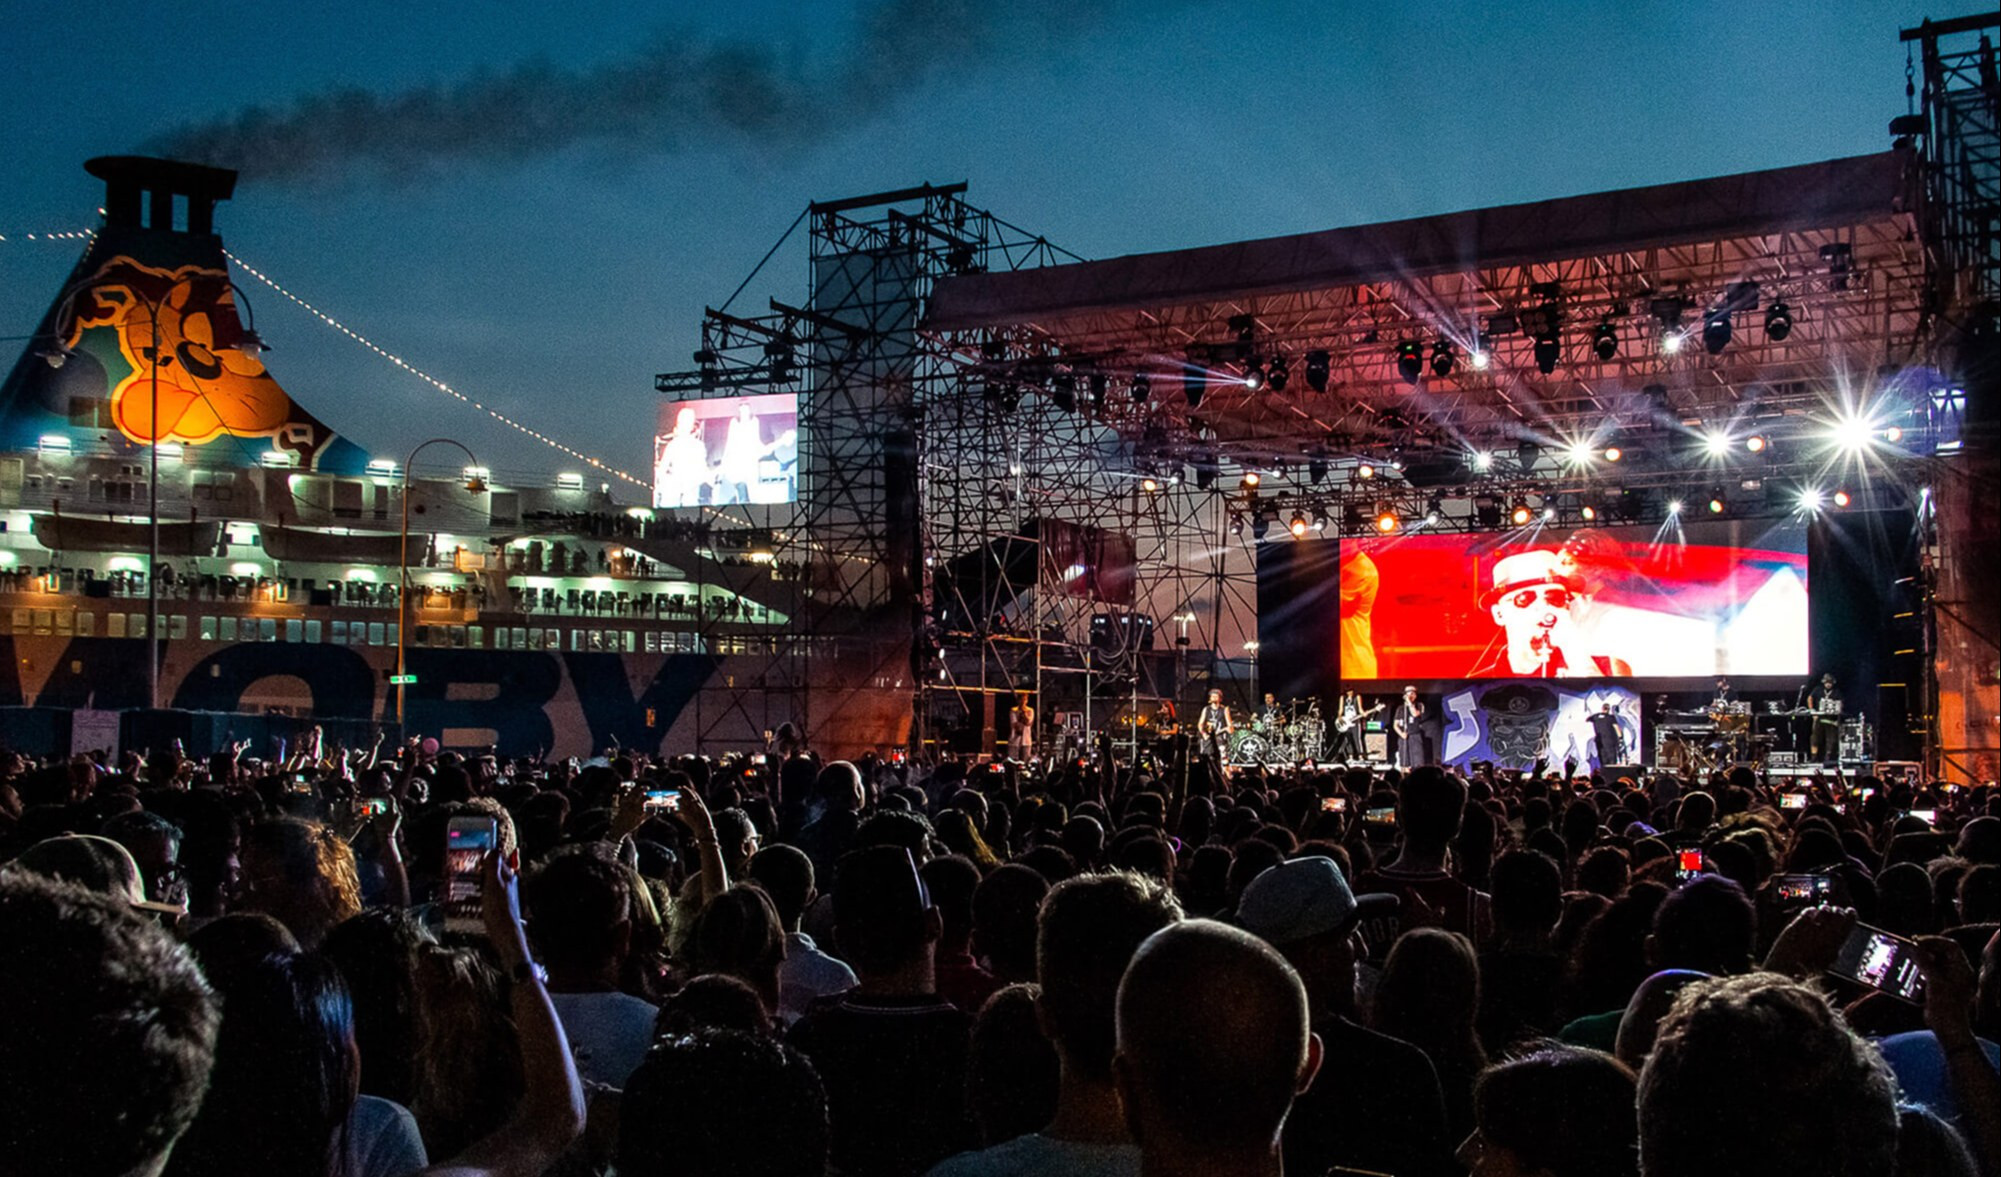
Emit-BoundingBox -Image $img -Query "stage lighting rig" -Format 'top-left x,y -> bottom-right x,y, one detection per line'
1183,364 -> 1205,408
1230,314 -> 1257,359
1140,476 -> 1161,493
1312,508 -> 1329,532
1088,372 -> 1108,412
1251,513 -> 1271,540
1051,373 -> 1077,413
1356,463 -> 1376,480
1745,434 -> 1768,453
1707,490 -> 1727,514
1515,441 -> 1540,472
1395,341 -> 1424,385
1471,348 -> 1491,370
1533,333 -> 1560,374
1602,445 -> 1623,463
1593,320 -> 1619,362
1132,374 -> 1151,403
1765,302 -> 1793,342
1304,349 -> 1330,392
1701,310 -> 1732,355
1509,497 -> 1533,526
1832,489 -> 1852,508
1289,512 -> 1310,539
1374,503 -> 1400,533
1268,353 -> 1290,391
1580,503 -> 1598,521
1474,494 -> 1504,529
1430,341 -> 1455,377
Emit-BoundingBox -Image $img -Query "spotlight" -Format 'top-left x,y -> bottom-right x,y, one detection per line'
1307,454 -> 1328,484
1396,341 -> 1424,385
1667,498 -> 1683,515
1375,507 -> 1400,534
1832,489 -> 1852,508
1510,497 -> 1533,526
1707,492 -> 1726,514
1661,330 -> 1685,355
1593,320 -> 1619,362
1580,503 -> 1598,521
1702,311 -> 1732,355
1704,432 -> 1732,457
1533,334 -> 1560,375
1051,374 -> 1076,414
1243,363 -> 1267,392
1241,472 -> 1262,490
1267,354 -> 1290,391
1542,505 -> 1556,521
1565,441 -> 1595,466
1471,348 -> 1492,370
1766,302 -> 1793,342
1312,508 -> 1328,532
1425,496 -> 1443,524
1475,494 -> 1504,528
1472,450 -> 1494,472
1140,476 -> 1160,494
1831,413 -> 1876,452
1089,373 -> 1108,412
1430,341 -> 1455,377
1603,446 -> 1623,463
1289,512 -> 1310,539
1251,513 -> 1271,540
1516,441 -> 1540,471
1230,514 -> 1245,536
1745,434 -> 1767,453
1884,425 -> 1904,443
1132,374 -> 1152,403
1798,488 -> 1824,512
1357,463 -> 1376,480
1289,355 -> 1327,401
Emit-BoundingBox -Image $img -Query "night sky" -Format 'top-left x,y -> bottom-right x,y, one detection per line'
1,1 -> 1929,487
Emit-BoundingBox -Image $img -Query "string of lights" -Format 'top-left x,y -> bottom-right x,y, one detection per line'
221,248 -> 650,490
0,228 -> 97,243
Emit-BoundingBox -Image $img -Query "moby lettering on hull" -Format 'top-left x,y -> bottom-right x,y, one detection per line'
0,636 -> 722,756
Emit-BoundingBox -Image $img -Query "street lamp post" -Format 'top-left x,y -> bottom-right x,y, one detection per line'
40,275 -> 266,712
396,438 -> 487,736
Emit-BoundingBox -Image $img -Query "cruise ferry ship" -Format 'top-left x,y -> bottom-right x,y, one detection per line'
1,157 -> 797,757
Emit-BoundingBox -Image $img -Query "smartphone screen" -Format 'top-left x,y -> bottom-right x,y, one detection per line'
1675,848 -> 1705,881
444,817 -> 498,926
1321,796 -> 1348,813
362,797 -> 390,818
643,788 -> 681,814
1365,806 -> 1396,826
1908,809 -> 1937,824
1771,873 -> 1833,909
1829,923 -> 1926,1003
1780,793 -> 1808,810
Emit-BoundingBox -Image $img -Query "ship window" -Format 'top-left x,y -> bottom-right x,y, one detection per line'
108,612 -> 127,638
168,615 -> 187,640
219,616 -> 237,640
305,620 -> 322,643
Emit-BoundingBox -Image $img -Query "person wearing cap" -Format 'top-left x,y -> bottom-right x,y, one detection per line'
792,845 -> 973,1176
1467,548 -> 1632,677
1236,857 -> 1454,1177
6,833 -> 188,919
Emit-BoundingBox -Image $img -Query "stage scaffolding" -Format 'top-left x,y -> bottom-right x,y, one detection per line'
657,186 -> 1249,757
1906,13 -> 2000,783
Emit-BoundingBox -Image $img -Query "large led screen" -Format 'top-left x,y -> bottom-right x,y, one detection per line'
653,392 -> 799,509
1258,521 -> 1808,685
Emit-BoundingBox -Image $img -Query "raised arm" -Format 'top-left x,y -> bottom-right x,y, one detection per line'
420,851 -> 586,1177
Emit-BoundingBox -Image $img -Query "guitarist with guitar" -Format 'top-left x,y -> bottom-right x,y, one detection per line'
1332,690 -> 1383,762
1197,688 -> 1234,781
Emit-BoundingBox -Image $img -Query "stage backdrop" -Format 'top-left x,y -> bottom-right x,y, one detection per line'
1434,681 -> 1642,773
1257,520 -> 1808,694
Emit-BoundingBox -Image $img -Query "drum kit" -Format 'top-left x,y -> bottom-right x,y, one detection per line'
1229,699 -> 1326,767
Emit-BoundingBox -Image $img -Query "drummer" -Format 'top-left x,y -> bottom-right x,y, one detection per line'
1260,692 -> 1285,731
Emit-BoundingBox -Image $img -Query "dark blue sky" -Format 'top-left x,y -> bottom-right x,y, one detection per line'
1,1 -> 1931,485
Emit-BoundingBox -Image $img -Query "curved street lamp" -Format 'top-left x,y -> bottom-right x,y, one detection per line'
37,273 -> 267,712
396,438 -> 487,734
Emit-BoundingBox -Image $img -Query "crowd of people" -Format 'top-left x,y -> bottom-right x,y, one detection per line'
2,733 -> 1997,1177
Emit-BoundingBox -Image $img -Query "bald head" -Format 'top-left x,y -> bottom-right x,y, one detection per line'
1115,919 -> 1319,1157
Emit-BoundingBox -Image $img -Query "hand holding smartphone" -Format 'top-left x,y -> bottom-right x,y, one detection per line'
444,816 -> 499,931
1321,796 -> 1348,813
643,788 -> 682,814
1828,922 -> 1927,1004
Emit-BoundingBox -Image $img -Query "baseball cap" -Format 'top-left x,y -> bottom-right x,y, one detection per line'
1235,856 -> 1394,947
7,834 -> 187,915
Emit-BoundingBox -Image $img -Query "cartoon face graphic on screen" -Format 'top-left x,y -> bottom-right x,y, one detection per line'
1468,549 -> 1634,678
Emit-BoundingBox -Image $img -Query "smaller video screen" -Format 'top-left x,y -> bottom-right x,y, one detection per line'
653,392 -> 800,509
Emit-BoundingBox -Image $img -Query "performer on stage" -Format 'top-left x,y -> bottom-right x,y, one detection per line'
1331,689 -> 1369,761
1587,702 -> 1627,773
1198,688 -> 1234,779
1807,672 -> 1843,765
1712,677 -> 1733,706
1008,692 -> 1037,762
1392,686 -> 1427,769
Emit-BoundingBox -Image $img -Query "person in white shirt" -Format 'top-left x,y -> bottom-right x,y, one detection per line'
749,843 -> 856,1024
526,852 -> 658,1089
